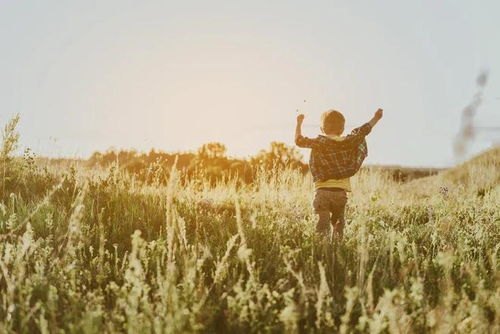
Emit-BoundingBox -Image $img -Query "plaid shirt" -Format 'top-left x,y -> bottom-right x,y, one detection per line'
295,123 -> 372,182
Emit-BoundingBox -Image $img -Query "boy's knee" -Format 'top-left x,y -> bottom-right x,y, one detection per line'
315,211 -> 330,235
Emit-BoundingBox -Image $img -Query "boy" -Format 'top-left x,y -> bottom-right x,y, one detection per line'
295,108 -> 383,239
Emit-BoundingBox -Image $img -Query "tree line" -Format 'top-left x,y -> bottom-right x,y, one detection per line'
87,141 -> 308,184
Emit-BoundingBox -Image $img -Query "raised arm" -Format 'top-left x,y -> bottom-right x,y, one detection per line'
340,108 -> 383,147
294,114 -> 318,148
368,108 -> 383,128
295,114 -> 304,142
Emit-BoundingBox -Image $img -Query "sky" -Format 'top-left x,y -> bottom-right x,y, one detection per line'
1,0 -> 499,167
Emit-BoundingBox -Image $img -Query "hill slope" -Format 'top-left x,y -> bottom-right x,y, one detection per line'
402,147 -> 500,197
443,147 -> 500,186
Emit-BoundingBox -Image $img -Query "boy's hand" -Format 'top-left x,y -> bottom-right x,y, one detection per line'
295,114 -> 305,142
368,108 -> 383,128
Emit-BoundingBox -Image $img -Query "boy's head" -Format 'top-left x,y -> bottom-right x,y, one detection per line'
320,109 -> 345,135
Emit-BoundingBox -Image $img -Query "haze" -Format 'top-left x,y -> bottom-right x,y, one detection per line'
1,0 -> 499,167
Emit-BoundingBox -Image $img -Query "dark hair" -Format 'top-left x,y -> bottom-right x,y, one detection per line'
321,110 -> 345,134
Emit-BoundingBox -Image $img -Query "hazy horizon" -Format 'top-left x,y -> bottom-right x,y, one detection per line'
1,1 -> 499,167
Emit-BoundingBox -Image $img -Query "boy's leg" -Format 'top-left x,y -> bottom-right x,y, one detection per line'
331,211 -> 345,240
329,191 -> 347,240
313,190 -> 332,236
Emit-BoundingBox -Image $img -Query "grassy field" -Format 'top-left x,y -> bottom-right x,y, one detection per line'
0,119 -> 499,333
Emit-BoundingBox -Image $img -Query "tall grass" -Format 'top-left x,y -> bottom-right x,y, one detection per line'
0,121 -> 498,333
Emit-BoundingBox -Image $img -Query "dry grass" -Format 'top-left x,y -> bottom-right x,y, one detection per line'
0,126 -> 499,332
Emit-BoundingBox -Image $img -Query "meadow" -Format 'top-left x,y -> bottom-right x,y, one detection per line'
0,116 -> 499,333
